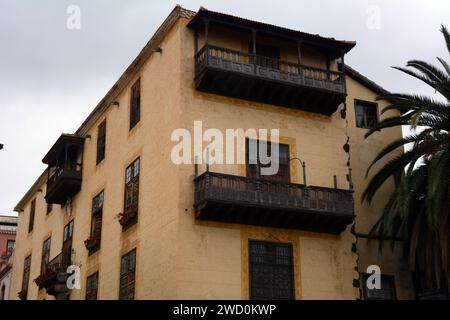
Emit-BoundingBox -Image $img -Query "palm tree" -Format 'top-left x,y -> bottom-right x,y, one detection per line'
362,25 -> 450,290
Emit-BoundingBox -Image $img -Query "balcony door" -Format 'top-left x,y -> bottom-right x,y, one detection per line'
62,220 -> 74,267
246,139 -> 290,183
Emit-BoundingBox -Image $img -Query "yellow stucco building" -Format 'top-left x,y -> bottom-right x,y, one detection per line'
10,6 -> 415,300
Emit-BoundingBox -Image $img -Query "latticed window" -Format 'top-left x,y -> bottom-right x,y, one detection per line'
21,255 -> 31,296
361,274 -> 396,300
246,139 -> 290,183
119,249 -> 136,300
355,100 -> 378,129
28,199 -> 36,233
249,240 -> 295,300
96,119 -> 106,164
86,272 -> 99,300
89,191 -> 104,254
40,237 -> 51,274
130,79 -> 141,130
123,158 -> 140,228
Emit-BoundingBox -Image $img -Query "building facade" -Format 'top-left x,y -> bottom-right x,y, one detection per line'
0,215 -> 18,300
10,6 -> 415,300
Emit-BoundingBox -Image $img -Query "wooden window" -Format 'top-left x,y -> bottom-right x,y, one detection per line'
40,237 -> 51,274
28,199 -> 36,233
63,220 -> 74,243
62,220 -> 74,266
96,120 -> 106,164
355,100 -> 378,129
130,79 -> 141,130
246,139 -> 290,183
21,255 -> 32,297
249,240 -> 295,300
86,272 -> 99,300
123,158 -> 140,228
119,249 -> 136,300
46,203 -> 53,215
6,240 -> 15,256
361,274 -> 397,300
88,191 -> 104,254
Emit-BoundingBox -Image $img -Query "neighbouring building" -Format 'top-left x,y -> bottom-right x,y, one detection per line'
10,6 -> 416,300
0,215 -> 18,300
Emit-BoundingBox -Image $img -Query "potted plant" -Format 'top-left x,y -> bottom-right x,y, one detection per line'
84,236 -> 99,251
18,289 -> 27,300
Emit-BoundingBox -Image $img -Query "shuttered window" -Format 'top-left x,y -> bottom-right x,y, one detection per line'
123,158 -> 140,228
89,191 -> 104,254
21,255 -> 32,295
28,199 -> 36,233
86,272 -> 99,300
246,139 -> 290,183
96,120 -> 106,164
249,240 -> 295,300
119,249 -> 136,300
130,79 -> 141,130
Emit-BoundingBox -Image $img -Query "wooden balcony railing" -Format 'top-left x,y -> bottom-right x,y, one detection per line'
195,44 -> 346,95
47,162 -> 82,191
194,171 -> 355,234
45,161 -> 83,205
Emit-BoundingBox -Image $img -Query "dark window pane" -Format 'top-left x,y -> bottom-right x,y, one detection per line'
355,101 -> 378,129
96,120 -> 106,164
119,249 -> 136,300
28,199 -> 36,233
86,272 -> 99,300
249,240 -> 295,300
130,79 -> 141,130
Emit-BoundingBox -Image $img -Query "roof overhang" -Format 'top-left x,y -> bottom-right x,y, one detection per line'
42,134 -> 85,166
187,7 -> 356,60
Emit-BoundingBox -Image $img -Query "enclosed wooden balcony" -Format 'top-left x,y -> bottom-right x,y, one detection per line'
188,8 -> 355,116
194,172 -> 355,234
195,45 -> 347,115
43,134 -> 85,205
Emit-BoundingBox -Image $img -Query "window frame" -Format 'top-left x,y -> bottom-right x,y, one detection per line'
354,99 -> 379,129
88,191 -> 104,255
129,79 -> 141,130
86,272 -> 99,300
96,119 -> 107,165
361,273 -> 397,300
122,158 -> 140,229
40,237 -> 51,274
28,199 -> 36,233
119,249 -> 136,300
248,240 -> 295,300
6,240 -> 15,256
21,255 -> 32,296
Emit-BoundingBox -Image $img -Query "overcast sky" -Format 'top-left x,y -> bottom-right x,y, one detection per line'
0,0 -> 449,215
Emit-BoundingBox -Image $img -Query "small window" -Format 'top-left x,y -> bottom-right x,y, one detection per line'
21,255 -> 32,297
246,139 -> 290,183
249,240 -> 295,300
28,199 -> 36,233
355,100 -> 378,129
86,272 -> 99,300
123,158 -> 140,229
63,220 -> 74,243
361,273 -> 397,300
6,240 -> 15,255
130,79 -> 141,130
41,237 -> 51,274
119,249 -> 136,300
96,120 -> 107,164
88,191 -> 104,255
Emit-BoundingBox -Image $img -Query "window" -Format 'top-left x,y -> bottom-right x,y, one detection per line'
63,220 -> 74,243
6,240 -> 15,255
41,237 -> 51,274
246,139 -> 290,183
28,199 -> 36,233
119,249 -> 136,300
96,120 -> 106,164
130,79 -> 141,130
249,43 -> 280,69
123,158 -> 140,228
361,273 -> 397,300
22,255 -> 32,297
86,272 -> 99,300
46,203 -> 53,215
63,220 -> 74,266
355,100 -> 378,129
249,240 -> 295,300
88,191 -> 104,254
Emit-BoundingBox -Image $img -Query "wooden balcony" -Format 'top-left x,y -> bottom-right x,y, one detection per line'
34,252 -> 70,298
45,162 -> 82,205
43,134 -> 84,205
194,172 -> 355,234
194,45 -> 347,115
